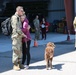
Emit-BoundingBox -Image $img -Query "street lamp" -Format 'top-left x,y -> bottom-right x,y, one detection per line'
73,17 -> 76,49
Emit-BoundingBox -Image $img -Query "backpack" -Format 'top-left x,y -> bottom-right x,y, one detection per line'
1,17 -> 12,36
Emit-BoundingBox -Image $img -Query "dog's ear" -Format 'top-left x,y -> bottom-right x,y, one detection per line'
51,43 -> 55,48
53,43 -> 55,48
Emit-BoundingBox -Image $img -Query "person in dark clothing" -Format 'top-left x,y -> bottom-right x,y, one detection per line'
40,18 -> 46,40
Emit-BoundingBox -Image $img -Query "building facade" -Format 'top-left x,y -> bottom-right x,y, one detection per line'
0,0 -> 75,33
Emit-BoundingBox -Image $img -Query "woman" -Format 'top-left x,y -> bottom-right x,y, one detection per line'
21,15 -> 31,69
40,18 -> 46,40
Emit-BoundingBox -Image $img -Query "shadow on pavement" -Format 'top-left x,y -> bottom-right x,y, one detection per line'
53,64 -> 64,71
29,64 -> 64,70
29,65 -> 45,70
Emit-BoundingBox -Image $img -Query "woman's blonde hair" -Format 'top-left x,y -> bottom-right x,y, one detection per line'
21,14 -> 26,18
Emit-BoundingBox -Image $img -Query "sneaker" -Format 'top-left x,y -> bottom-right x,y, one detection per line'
25,65 -> 29,69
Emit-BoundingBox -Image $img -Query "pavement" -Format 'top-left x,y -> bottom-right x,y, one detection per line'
0,33 -> 75,52
0,33 -> 76,75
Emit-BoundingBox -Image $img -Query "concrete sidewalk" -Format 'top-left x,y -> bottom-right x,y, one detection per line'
0,33 -> 75,52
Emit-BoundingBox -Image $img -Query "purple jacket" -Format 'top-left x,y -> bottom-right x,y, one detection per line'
22,18 -> 31,42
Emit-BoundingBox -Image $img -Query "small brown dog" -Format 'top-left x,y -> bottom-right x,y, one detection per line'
45,42 -> 55,70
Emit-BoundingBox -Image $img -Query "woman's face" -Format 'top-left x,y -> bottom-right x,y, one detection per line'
20,16 -> 26,22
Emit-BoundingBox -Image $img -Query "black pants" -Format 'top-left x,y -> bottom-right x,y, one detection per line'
41,27 -> 46,39
22,40 -> 31,65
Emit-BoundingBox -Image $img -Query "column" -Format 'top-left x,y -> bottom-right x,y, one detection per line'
64,0 -> 74,33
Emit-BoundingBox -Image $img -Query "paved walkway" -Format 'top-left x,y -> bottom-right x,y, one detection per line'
0,33 -> 75,52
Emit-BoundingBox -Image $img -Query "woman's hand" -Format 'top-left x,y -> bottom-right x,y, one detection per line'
24,35 -> 27,38
27,25 -> 31,30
